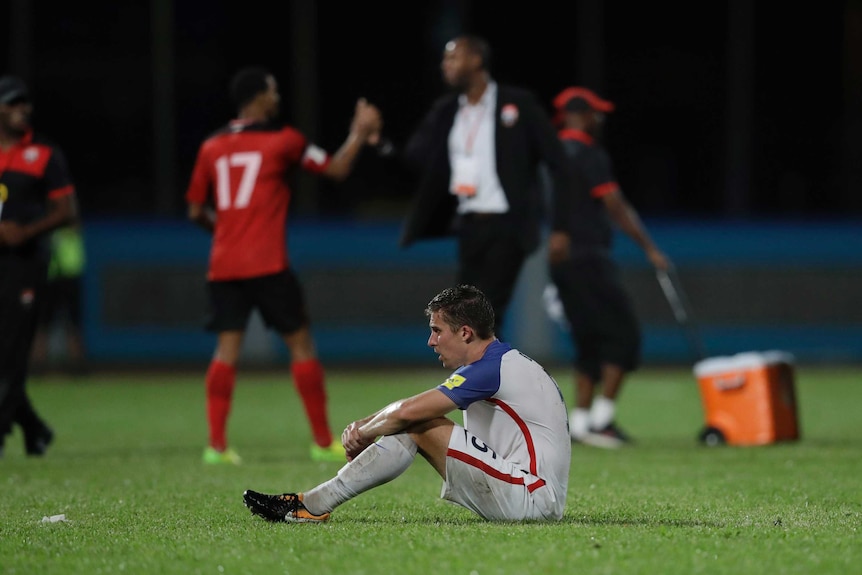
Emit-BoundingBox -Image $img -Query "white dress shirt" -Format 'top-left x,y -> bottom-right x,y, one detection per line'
447,81 -> 510,215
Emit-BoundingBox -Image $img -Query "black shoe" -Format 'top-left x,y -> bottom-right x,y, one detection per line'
243,490 -> 330,523
24,426 -> 54,456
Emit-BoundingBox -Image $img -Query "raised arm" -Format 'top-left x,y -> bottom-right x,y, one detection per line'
320,98 -> 382,182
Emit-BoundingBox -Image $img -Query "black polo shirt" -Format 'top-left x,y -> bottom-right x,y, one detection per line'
558,128 -> 619,250
0,130 -> 75,259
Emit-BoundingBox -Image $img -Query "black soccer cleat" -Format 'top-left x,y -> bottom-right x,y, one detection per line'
25,425 -> 54,456
243,490 -> 330,523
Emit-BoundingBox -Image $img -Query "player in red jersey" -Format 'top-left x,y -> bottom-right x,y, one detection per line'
185,67 -> 382,464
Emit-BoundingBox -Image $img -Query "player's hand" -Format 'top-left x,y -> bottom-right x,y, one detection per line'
353,98 -> 383,144
342,421 -> 374,462
0,221 -> 28,247
647,247 -> 670,271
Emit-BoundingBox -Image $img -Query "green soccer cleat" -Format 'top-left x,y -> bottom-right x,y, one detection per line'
243,490 -> 330,523
203,446 -> 242,465
310,442 -> 346,462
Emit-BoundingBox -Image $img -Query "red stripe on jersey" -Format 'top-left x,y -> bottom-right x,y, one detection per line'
447,449 -> 524,485
447,449 -> 547,493
591,181 -> 619,198
527,478 -> 547,492
488,398 -> 539,475
48,185 -> 75,199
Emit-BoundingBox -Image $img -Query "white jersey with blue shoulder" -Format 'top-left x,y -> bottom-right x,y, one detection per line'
436,340 -> 571,506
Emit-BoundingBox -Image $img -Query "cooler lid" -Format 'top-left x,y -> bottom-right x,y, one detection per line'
693,350 -> 795,377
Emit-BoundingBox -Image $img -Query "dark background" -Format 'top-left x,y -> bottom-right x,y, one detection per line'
3,1 -> 861,222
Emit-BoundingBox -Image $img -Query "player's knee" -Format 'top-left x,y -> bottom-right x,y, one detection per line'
408,418 -> 453,455
391,433 -> 419,456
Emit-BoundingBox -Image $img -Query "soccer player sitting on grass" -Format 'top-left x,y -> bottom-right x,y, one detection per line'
244,285 -> 572,522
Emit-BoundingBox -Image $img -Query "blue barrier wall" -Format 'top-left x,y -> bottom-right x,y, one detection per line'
78,217 -> 862,367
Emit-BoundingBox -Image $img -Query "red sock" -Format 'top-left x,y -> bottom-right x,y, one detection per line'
291,358 -> 333,447
205,360 -> 236,451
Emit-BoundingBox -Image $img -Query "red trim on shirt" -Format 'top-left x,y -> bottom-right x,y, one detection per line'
592,181 -> 619,198
0,131 -> 34,177
449,397 -> 547,492
13,130 -> 34,147
558,128 -> 593,145
489,398 -> 539,475
48,185 -> 75,199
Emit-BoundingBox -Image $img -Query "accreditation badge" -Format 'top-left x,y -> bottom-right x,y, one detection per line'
451,155 -> 479,197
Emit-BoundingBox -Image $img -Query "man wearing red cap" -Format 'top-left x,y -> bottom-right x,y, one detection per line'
547,86 -> 670,448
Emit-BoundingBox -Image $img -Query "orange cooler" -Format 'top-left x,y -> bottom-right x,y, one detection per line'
693,350 -> 800,446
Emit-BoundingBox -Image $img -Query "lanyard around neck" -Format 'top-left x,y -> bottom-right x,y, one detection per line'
459,102 -> 487,156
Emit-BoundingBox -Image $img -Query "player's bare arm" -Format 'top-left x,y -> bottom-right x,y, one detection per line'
602,190 -> 669,271
342,389 -> 456,460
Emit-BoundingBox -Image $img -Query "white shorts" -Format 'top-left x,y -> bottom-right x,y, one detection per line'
440,425 -> 564,521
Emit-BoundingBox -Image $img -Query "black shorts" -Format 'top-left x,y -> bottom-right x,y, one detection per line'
549,253 -> 641,380
205,269 -> 309,334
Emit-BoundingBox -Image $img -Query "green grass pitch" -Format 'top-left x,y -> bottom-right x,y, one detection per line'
1,364 -> 859,574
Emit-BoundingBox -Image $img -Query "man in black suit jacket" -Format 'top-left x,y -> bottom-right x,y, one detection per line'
399,35 -> 569,337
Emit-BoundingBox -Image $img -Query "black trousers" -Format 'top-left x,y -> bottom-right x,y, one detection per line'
0,255 -> 49,441
456,213 -> 529,339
